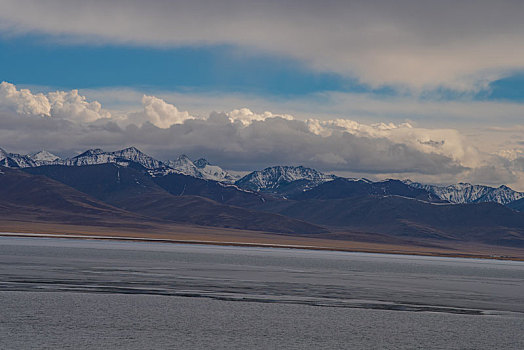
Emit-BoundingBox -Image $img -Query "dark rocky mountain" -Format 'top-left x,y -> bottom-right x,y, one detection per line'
406,181 -> 524,205
3,145 -> 522,205
0,166 -> 149,227
0,148 -> 36,168
1,162 -> 522,248
63,146 -> 166,169
166,155 -> 240,183
235,165 -> 336,197
194,158 -> 210,168
292,178 -> 441,202
508,198 -> 524,212
153,172 -> 268,207
2,143 -> 524,249
24,164 -> 325,234
254,195 -> 524,247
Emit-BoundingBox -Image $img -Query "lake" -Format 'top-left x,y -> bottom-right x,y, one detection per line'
0,236 -> 523,349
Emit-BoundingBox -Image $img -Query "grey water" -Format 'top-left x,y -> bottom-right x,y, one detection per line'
0,237 -> 523,349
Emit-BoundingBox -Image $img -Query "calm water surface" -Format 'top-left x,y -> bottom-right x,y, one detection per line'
0,236 -> 523,349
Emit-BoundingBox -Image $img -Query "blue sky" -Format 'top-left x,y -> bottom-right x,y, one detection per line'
0,35 -> 384,98
483,74 -> 524,103
3,34 -> 523,103
0,35 -> 524,103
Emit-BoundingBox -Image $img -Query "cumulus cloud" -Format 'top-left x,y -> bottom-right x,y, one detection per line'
0,82 -> 523,189
227,108 -> 294,126
2,1 -> 524,91
0,82 -> 110,122
48,89 -> 111,122
306,119 -> 482,168
127,95 -> 194,128
0,82 -> 50,116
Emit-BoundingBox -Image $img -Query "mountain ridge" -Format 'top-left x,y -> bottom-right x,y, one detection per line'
2,159 -> 523,249
1,145 -> 523,206
235,165 -> 337,197
23,163 -> 326,234
405,180 -> 524,205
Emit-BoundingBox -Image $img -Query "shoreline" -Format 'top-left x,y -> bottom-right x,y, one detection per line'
1,232 -> 522,262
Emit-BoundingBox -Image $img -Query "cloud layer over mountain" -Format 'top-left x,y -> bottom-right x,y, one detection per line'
1,82 -> 523,189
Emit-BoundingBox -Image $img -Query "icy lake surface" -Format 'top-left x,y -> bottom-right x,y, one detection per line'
0,236 -> 523,349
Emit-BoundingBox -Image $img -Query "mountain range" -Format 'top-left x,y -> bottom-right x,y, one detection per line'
405,180 -> 524,205
1,146 -> 524,249
1,146 -> 522,206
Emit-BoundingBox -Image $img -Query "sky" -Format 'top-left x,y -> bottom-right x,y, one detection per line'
0,0 -> 523,190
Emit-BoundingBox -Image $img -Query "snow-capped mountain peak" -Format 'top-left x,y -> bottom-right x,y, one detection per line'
0,147 -> 7,159
235,165 -> 336,192
196,160 -> 241,182
0,148 -> 36,168
1,144 -> 522,206
110,147 -> 164,169
166,155 -> 201,178
165,155 -> 240,182
75,148 -> 104,158
194,158 -> 210,168
0,147 -> 11,167
114,146 -> 142,157
28,150 -> 60,163
404,180 -> 524,205
64,147 -> 165,169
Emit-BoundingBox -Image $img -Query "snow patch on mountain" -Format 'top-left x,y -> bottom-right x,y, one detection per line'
194,158 -> 241,183
111,147 -> 164,169
64,147 -> 165,169
0,146 -> 239,182
28,150 -> 61,165
166,156 -> 240,182
2,144 -> 522,205
236,166 -> 336,192
0,148 -> 36,168
405,181 -> 524,205
166,155 -> 201,178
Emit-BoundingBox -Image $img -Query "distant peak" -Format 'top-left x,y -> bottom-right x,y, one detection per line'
194,158 -> 210,168
262,165 -> 308,171
29,150 -> 60,162
75,148 -> 104,157
379,178 -> 402,184
120,146 -> 141,153
176,154 -> 192,162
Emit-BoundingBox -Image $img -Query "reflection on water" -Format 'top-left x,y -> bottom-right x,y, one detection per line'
0,237 -> 523,349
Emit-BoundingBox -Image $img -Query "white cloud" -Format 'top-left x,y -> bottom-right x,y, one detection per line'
1,82 -> 523,189
48,89 -> 111,122
497,149 -> 523,162
133,95 -> 194,128
80,87 -> 524,131
2,1 -> 524,91
0,82 -> 110,122
227,108 -> 293,126
307,118 -> 482,168
0,81 -> 51,116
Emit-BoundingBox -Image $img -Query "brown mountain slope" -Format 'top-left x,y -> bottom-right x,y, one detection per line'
0,166 -> 153,228
23,164 -> 326,234
253,195 -> 524,247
